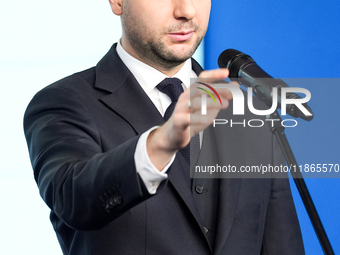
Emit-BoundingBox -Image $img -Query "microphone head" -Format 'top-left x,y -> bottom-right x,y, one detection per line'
218,49 -> 255,78
217,49 -> 243,68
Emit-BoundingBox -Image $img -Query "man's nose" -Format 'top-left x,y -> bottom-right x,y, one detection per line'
173,0 -> 196,20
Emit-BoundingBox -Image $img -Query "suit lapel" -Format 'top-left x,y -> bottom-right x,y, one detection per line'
94,43 -> 208,244
95,44 -> 165,134
191,57 -> 204,76
99,75 -> 165,134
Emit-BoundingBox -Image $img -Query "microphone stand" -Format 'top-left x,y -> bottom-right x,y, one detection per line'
267,111 -> 334,255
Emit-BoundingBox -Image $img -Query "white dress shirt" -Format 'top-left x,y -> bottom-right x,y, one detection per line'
116,41 -> 197,194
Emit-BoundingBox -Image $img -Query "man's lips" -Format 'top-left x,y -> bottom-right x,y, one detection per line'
167,31 -> 194,42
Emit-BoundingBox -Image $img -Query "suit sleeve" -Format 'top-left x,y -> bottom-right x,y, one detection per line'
24,85 -> 152,231
260,135 -> 305,254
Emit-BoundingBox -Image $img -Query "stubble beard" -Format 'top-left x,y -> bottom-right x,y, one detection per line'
122,12 -> 205,70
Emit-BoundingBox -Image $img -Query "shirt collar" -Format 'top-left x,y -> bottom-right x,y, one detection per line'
116,40 -> 193,95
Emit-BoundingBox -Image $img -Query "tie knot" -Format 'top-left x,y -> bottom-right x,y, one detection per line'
156,78 -> 184,102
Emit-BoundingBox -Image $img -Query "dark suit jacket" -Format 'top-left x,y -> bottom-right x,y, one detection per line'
24,43 -> 305,255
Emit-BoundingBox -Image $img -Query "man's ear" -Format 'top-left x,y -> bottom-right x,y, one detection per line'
108,0 -> 123,15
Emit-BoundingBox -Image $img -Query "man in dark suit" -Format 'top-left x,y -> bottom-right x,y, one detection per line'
24,0 -> 305,254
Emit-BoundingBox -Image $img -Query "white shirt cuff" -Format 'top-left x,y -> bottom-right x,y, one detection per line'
134,126 -> 175,194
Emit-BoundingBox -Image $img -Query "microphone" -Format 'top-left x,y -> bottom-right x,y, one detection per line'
218,49 -> 313,121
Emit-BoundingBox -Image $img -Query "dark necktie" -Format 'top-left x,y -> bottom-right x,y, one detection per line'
156,78 -> 200,165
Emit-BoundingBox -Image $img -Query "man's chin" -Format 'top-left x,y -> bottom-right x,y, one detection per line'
165,44 -> 197,61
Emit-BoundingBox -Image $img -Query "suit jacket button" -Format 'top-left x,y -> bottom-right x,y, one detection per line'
195,185 -> 204,194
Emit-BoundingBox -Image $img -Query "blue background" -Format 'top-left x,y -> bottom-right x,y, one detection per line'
204,1 -> 340,254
